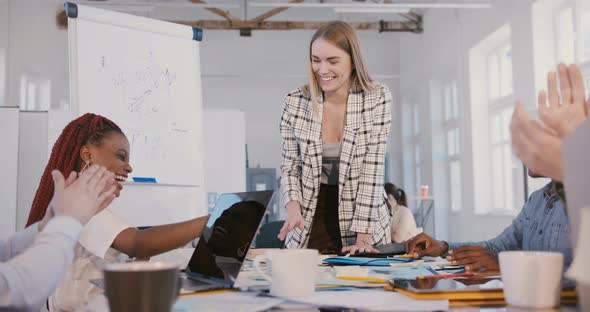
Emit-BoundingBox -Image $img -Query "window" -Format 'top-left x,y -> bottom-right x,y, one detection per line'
581,8 -> 590,61
414,144 -> 421,189
0,48 -> 4,106
487,43 -> 513,100
469,23 -> 524,215
554,4 -> 576,63
487,41 -> 521,213
443,80 -> 461,212
402,95 -> 422,197
489,108 -> 516,212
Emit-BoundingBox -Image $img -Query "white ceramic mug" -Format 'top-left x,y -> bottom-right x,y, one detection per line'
499,251 -> 564,309
252,249 -> 319,298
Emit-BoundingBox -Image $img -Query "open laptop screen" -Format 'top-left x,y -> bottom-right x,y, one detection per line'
185,190 -> 273,283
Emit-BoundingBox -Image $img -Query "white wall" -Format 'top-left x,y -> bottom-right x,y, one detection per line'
7,0 -> 69,111
399,0 -> 538,242
1,1 -> 402,233
203,109 -> 247,196
0,107 -> 19,236
16,112 -> 48,229
198,30 -> 401,172
0,0 -> 8,106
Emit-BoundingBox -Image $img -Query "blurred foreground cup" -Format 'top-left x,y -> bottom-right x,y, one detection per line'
104,261 -> 180,312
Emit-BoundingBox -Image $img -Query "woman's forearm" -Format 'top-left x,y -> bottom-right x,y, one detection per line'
113,215 -> 208,258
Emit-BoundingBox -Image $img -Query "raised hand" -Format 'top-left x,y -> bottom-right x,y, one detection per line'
39,171 -> 79,231
510,102 -> 563,181
538,64 -> 588,137
51,165 -> 117,225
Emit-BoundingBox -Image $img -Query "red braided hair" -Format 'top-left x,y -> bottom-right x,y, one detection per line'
26,113 -> 123,226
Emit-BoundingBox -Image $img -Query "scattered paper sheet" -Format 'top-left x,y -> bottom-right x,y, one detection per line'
280,289 -> 449,311
174,292 -> 283,312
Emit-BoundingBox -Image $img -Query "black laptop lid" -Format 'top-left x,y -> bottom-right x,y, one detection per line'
185,190 -> 273,283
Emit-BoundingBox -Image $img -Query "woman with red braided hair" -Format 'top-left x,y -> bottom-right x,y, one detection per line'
26,113 -> 209,311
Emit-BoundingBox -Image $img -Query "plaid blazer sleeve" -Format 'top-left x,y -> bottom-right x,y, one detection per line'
279,94 -> 303,207
350,85 -> 392,234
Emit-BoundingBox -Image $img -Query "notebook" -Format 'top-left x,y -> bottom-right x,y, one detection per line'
389,277 -> 505,300
181,190 -> 274,292
388,277 -> 577,303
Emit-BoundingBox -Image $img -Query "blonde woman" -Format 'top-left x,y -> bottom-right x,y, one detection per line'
278,21 -> 392,255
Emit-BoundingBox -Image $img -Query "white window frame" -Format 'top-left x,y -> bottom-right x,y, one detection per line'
483,39 -> 522,215
402,94 -> 422,198
553,2 -> 577,63
442,80 -> 462,212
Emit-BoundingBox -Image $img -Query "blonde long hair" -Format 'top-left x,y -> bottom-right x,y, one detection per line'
306,21 -> 376,113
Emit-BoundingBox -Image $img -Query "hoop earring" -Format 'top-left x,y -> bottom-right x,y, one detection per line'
81,160 -> 90,173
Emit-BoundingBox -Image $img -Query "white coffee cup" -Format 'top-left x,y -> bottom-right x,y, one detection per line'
499,251 -> 564,309
252,249 -> 318,298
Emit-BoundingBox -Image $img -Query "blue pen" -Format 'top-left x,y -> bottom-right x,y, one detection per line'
132,177 -> 157,183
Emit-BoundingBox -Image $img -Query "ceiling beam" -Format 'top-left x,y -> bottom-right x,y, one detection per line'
191,0 -> 240,22
251,0 -> 304,23
176,20 -> 422,32
399,12 -> 421,24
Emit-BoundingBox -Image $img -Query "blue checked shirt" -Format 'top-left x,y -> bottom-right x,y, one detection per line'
449,182 -> 573,268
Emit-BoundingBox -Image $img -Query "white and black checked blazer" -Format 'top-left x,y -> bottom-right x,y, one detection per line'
280,81 -> 392,249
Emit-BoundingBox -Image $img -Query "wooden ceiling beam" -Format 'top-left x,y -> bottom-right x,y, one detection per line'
251,0 -> 304,23
399,12 -> 421,24
176,20 -> 422,32
191,0 -> 240,22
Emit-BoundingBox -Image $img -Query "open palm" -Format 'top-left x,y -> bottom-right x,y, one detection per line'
538,64 -> 588,138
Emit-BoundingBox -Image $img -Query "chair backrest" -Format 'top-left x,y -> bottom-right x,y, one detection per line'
255,220 -> 286,248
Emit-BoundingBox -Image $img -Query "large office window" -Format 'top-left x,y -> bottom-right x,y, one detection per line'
554,4 -> 576,63
443,80 -> 461,212
583,8 -> 590,62
581,4 -> 590,89
469,23 -> 524,215
487,43 -> 520,214
402,94 -> 422,197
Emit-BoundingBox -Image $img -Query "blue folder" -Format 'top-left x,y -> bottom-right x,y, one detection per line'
323,256 -> 414,266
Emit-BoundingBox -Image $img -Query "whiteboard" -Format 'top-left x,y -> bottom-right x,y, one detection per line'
67,3 -> 203,186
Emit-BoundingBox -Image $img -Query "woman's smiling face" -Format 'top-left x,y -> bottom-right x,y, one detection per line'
80,132 -> 132,197
311,38 -> 353,94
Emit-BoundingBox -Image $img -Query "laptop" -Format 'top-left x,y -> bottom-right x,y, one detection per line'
180,190 -> 274,292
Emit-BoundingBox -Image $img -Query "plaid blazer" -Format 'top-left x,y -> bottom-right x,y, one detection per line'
280,81 -> 392,249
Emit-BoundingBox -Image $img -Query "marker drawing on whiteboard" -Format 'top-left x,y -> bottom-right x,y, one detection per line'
132,177 -> 157,183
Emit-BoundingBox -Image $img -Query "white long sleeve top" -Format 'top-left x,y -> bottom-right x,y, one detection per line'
0,216 -> 82,311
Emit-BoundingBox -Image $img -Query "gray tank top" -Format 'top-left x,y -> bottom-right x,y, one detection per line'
321,141 -> 342,185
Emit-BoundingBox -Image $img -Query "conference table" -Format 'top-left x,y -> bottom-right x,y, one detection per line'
84,248 -> 580,311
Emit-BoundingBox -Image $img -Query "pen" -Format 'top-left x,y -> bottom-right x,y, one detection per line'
337,276 -> 388,283
393,254 -> 415,259
417,272 -> 474,279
